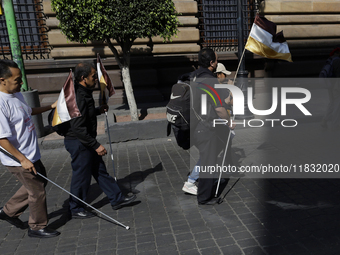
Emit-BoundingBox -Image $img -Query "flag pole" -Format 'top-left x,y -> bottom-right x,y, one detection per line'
0,148 -> 129,230
213,55 -> 246,197
105,111 -> 117,181
233,47 -> 247,84
216,3 -> 250,196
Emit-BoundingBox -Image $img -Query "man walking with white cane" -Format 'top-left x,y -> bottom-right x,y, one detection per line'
0,60 -> 60,238
63,62 -> 136,219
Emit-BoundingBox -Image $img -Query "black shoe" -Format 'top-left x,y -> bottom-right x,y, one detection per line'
111,195 -> 137,210
71,211 -> 97,219
28,227 -> 60,238
198,198 -> 219,205
0,207 -> 26,229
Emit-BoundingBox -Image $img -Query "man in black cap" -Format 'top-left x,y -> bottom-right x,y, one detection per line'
190,48 -> 232,205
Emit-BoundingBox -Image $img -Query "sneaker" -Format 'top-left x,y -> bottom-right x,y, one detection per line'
182,181 -> 198,195
71,211 -> 97,219
111,195 -> 137,210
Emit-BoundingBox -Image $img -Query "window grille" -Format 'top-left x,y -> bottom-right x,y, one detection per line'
0,0 -> 50,60
197,0 -> 258,52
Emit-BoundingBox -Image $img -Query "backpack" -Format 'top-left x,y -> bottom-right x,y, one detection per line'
319,56 -> 339,88
166,81 -> 201,150
47,108 -> 70,136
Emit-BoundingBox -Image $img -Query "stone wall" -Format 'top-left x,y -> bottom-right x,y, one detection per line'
25,0 -> 203,103
23,0 -> 340,98
43,0 -> 200,58
259,0 -> 340,77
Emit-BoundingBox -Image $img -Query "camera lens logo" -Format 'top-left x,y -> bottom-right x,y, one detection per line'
197,82 -> 223,115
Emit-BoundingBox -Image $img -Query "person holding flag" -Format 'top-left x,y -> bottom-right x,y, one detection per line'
214,14 -> 293,202
97,54 -> 118,180
63,62 -> 136,219
190,48 -> 232,205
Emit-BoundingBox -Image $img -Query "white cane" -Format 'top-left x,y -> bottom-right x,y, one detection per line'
105,111 -> 117,181
0,148 -> 129,230
214,82 -> 244,198
214,118 -> 234,198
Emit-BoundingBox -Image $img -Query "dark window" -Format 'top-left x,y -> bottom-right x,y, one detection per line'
0,0 -> 50,60
197,0 -> 258,52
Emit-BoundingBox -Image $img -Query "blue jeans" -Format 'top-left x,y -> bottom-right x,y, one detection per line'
188,159 -> 200,183
64,139 -> 123,213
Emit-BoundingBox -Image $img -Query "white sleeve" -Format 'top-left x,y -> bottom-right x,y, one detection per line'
0,106 -> 12,139
15,92 -> 32,115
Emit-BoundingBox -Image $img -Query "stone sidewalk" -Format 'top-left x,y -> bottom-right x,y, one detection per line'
1,121 -> 340,254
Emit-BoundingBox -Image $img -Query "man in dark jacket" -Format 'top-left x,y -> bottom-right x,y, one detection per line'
64,63 -> 136,218
191,48 -> 231,205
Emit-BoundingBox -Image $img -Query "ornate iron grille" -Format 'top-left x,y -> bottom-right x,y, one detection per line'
0,0 -> 50,60
197,0 -> 258,52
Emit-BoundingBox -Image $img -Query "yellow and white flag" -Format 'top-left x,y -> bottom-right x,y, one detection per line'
51,70 -> 81,127
245,14 -> 292,62
97,53 -> 115,105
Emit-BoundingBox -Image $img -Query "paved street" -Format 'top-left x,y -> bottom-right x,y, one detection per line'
1,84 -> 340,254
1,124 -> 340,254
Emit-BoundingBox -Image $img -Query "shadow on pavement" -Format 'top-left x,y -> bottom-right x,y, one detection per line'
262,179 -> 340,254
46,163 -> 163,229
87,162 -> 163,209
47,200 -> 71,230
117,162 -> 163,194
